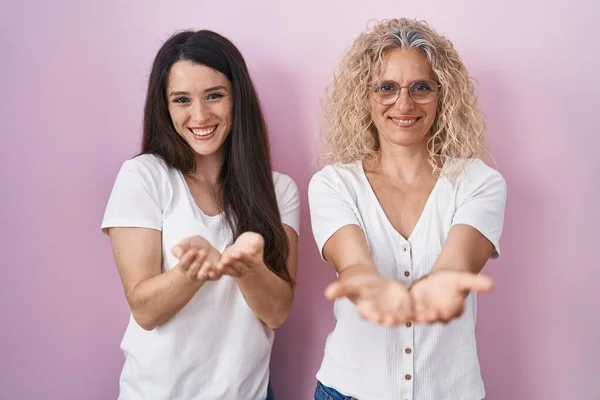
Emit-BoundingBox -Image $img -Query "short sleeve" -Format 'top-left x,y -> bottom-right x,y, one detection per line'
308,167 -> 361,258
274,173 -> 300,235
452,160 -> 507,258
100,160 -> 163,234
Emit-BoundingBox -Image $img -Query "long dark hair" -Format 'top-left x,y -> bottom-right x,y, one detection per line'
141,30 -> 293,286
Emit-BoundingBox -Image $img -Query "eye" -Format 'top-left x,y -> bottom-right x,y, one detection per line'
173,97 -> 190,104
411,81 -> 433,92
378,84 -> 398,93
206,93 -> 224,101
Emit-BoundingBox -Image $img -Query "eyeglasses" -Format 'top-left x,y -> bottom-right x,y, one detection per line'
372,80 -> 441,105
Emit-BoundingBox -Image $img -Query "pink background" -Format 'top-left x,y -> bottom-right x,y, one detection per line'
1,1 -> 598,399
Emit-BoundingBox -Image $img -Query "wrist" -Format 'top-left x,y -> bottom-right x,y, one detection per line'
175,265 -> 208,286
236,261 -> 268,282
339,264 -> 379,280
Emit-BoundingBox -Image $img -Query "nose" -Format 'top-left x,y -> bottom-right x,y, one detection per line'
393,87 -> 414,114
191,101 -> 210,123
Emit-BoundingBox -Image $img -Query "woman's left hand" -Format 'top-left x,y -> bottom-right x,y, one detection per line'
217,232 -> 266,278
409,270 -> 494,324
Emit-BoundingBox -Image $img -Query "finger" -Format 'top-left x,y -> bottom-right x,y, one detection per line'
358,304 -> 383,325
216,254 -> 241,275
220,266 -> 241,278
177,249 -> 197,271
211,260 -> 240,279
197,259 -> 217,281
411,292 -> 429,323
172,246 -> 183,259
222,261 -> 244,277
382,314 -> 396,328
325,274 -> 378,301
324,281 -> 362,301
425,310 -> 439,324
437,309 -> 455,324
206,267 -> 220,280
187,249 -> 207,277
171,238 -> 192,258
458,274 -> 494,293
217,250 -> 240,272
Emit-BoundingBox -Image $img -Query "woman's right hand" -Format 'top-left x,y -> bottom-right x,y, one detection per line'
325,273 -> 414,327
171,236 -> 222,281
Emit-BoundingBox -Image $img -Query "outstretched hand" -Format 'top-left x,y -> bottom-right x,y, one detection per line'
410,269 -> 494,324
325,273 -> 414,327
325,270 -> 494,327
216,232 -> 266,278
171,235 -> 223,281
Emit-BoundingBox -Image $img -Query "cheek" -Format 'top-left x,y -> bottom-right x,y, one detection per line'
424,104 -> 438,124
168,107 -> 187,128
368,101 -> 387,123
222,103 -> 233,124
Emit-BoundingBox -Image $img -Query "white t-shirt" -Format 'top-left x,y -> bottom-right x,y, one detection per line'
308,159 -> 506,400
101,154 -> 300,400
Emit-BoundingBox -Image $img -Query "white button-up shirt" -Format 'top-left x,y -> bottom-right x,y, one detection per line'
308,159 -> 506,400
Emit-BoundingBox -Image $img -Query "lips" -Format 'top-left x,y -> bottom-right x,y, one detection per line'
189,125 -> 217,137
390,117 -> 421,128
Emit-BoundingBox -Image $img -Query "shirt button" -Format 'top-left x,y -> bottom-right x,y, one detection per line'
405,374 -> 412,380
406,322 -> 412,327
405,348 -> 412,354
404,271 -> 410,277
402,246 -> 408,252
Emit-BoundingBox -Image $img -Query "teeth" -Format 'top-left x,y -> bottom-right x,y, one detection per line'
191,126 -> 216,136
392,118 -> 416,124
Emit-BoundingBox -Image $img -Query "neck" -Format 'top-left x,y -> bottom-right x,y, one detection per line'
188,150 -> 225,186
369,141 -> 436,184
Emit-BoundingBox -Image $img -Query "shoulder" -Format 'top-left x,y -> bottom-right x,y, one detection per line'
446,158 -> 507,202
457,159 -> 505,187
122,153 -> 171,174
271,171 -> 300,205
308,161 -> 363,192
119,154 -> 176,186
272,171 -> 298,195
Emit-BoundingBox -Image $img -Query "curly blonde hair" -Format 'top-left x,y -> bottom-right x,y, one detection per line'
318,18 -> 486,177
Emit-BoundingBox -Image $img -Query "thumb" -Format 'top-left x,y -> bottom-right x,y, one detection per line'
172,246 -> 183,259
458,273 -> 495,293
325,281 -> 360,301
324,282 -> 345,300
325,276 -> 367,301
171,238 -> 191,259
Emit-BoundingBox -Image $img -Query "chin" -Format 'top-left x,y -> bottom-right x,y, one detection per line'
381,131 -> 429,148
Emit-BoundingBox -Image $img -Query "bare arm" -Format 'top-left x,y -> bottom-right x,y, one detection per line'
321,224 -> 413,326
431,224 -> 496,274
322,224 -> 379,280
108,227 -> 213,330
409,224 -> 495,323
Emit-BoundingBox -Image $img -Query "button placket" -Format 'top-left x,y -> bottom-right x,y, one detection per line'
401,242 -> 412,282
401,241 -> 414,400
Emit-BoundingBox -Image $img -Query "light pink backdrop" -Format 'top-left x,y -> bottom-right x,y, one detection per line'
1,1 -> 598,399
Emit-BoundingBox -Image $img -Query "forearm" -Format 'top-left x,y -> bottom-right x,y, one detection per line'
127,267 -> 206,330
236,265 -> 293,329
432,224 -> 495,274
338,263 -> 379,281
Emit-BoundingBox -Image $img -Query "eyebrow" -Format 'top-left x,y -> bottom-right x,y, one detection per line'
379,79 -> 433,84
168,86 -> 228,97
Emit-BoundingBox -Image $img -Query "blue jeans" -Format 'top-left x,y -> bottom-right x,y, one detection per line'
314,381 -> 358,400
266,381 -> 274,400
314,381 -> 485,400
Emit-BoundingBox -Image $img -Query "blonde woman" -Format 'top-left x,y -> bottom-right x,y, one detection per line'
308,18 -> 506,400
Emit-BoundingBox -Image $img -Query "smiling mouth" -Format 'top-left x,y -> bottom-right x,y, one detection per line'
189,126 -> 217,137
390,117 -> 421,127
